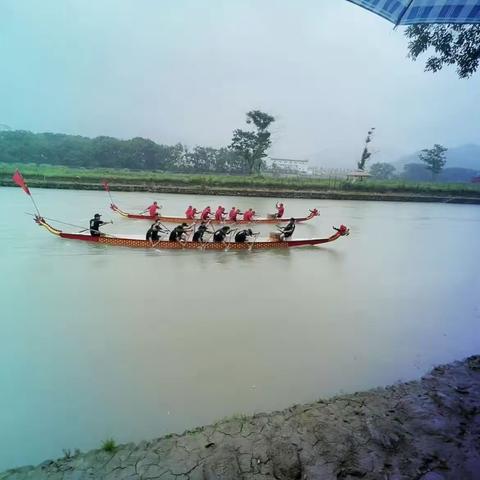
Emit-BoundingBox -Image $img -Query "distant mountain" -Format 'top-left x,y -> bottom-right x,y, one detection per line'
402,163 -> 480,182
396,144 -> 480,171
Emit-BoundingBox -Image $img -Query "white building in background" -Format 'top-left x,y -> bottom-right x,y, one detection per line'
266,157 -> 310,174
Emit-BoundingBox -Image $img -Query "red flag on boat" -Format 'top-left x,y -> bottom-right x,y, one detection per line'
12,170 -> 31,195
102,181 -> 110,192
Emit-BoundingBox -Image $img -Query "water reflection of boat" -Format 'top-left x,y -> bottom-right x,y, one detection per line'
35,217 -> 349,251
110,203 -> 319,224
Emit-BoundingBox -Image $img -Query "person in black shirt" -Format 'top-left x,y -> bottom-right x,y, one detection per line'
234,228 -> 254,243
146,221 -> 169,243
192,222 -> 213,242
169,223 -> 192,242
146,223 -> 161,243
213,226 -> 231,243
89,213 -> 106,237
278,218 -> 295,240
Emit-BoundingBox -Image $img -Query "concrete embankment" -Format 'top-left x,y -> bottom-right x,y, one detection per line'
2,356 -> 479,480
2,180 -> 480,204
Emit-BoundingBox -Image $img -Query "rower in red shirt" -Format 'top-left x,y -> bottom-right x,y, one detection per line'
201,206 -> 211,221
147,201 -> 160,217
215,206 -> 225,222
276,202 -> 285,218
186,206 -> 198,220
228,207 -> 239,222
243,208 -> 254,221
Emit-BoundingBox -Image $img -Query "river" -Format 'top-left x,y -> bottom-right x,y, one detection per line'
1,187 -> 479,471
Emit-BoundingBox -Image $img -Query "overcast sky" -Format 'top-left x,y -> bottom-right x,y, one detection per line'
1,0 -> 479,167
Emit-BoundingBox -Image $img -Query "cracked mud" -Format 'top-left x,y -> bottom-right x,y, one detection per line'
2,356 -> 479,479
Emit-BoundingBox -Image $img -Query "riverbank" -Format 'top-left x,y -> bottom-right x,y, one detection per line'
2,356 -> 479,479
3,179 -> 480,204
2,163 -> 480,204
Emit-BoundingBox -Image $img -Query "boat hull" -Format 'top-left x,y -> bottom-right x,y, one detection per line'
110,204 -> 319,224
58,233 -> 342,249
36,217 -> 348,250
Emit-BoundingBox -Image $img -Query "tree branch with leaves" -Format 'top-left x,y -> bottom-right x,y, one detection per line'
405,24 -> 480,78
418,144 -> 448,179
229,110 -> 275,174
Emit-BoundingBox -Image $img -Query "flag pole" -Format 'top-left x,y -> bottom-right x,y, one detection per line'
103,181 -> 115,205
29,194 -> 41,217
12,169 -> 41,217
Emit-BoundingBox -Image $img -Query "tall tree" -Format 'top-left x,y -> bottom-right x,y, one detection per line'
357,128 -> 375,171
418,144 -> 448,179
229,110 -> 275,174
405,24 -> 480,79
369,162 -> 396,180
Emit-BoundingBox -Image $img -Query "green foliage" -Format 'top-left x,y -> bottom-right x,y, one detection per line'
369,162 -> 396,180
405,24 -> 480,78
418,144 -> 448,178
357,128 -> 375,170
229,110 -> 275,174
214,412 -> 249,426
0,130 -> 247,174
101,438 -> 117,453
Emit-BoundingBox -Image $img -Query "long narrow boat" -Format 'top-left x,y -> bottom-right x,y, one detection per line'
35,217 -> 349,250
110,203 -> 319,224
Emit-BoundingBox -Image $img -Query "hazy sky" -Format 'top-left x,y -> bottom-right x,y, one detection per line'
1,0 -> 479,167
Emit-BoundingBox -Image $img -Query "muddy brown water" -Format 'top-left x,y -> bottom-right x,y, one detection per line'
1,187 -> 479,470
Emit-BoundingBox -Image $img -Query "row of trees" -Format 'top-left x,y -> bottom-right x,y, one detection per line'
0,131 -> 240,173
0,110 -> 276,175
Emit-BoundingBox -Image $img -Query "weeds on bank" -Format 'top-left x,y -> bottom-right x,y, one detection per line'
214,412 -> 250,427
2,162 -> 480,197
101,438 -> 117,453
62,448 -> 81,459
184,426 -> 204,435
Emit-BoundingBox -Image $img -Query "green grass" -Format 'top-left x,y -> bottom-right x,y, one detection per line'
100,438 -> 117,453
214,412 -> 250,426
2,162 -> 480,197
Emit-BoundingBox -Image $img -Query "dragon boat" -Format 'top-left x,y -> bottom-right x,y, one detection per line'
110,203 -> 319,224
35,216 -> 349,251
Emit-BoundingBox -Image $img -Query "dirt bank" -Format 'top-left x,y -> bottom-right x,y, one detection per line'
2,356 -> 479,479
2,179 -> 480,204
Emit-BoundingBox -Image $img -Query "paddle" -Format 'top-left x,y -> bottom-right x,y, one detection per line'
155,220 -> 171,232
185,222 -> 197,242
196,221 -> 214,249
222,227 -> 238,251
249,232 -> 260,251
78,221 -> 113,233
140,204 -> 162,215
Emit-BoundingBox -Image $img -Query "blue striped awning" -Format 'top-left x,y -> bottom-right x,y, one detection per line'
346,0 -> 480,25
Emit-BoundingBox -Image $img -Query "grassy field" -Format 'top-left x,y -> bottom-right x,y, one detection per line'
2,162 -> 480,197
